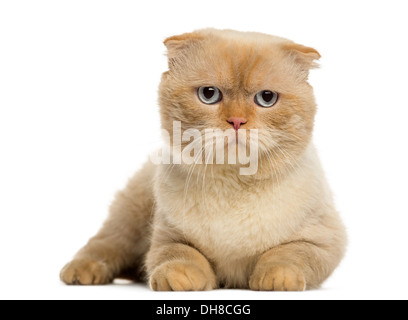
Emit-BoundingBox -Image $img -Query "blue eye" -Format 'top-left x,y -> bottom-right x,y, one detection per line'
197,87 -> 222,105
255,90 -> 279,108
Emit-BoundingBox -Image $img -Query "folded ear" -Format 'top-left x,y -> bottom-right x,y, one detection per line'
164,32 -> 203,60
282,42 -> 321,70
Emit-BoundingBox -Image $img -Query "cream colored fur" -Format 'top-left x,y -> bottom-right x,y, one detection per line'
60,29 -> 347,291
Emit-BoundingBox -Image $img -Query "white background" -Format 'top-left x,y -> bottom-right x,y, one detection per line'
1,0 -> 407,300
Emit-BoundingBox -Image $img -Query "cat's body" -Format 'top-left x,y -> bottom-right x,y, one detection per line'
61,29 -> 346,291
153,143 -> 343,289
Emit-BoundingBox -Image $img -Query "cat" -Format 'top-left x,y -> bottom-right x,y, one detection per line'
60,29 -> 347,291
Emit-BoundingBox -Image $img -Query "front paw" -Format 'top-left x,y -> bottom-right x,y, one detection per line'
150,261 -> 215,291
249,263 -> 306,291
60,259 -> 113,285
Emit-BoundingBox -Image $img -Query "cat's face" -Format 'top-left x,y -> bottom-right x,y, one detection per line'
159,29 -> 320,173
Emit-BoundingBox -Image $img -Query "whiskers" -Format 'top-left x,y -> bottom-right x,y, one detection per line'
181,137 -> 215,239
257,128 -> 307,191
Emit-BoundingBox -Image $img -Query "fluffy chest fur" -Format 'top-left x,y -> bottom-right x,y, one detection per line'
154,147 -> 324,285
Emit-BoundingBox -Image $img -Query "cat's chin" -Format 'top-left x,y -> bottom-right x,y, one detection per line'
177,162 -> 244,176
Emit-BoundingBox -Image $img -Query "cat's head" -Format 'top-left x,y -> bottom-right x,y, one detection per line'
158,29 -> 320,175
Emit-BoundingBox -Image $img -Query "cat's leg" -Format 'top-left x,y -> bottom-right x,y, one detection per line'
146,243 -> 217,291
249,214 -> 346,291
60,162 -> 156,285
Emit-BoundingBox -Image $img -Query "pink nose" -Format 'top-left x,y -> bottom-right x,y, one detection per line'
227,117 -> 247,130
